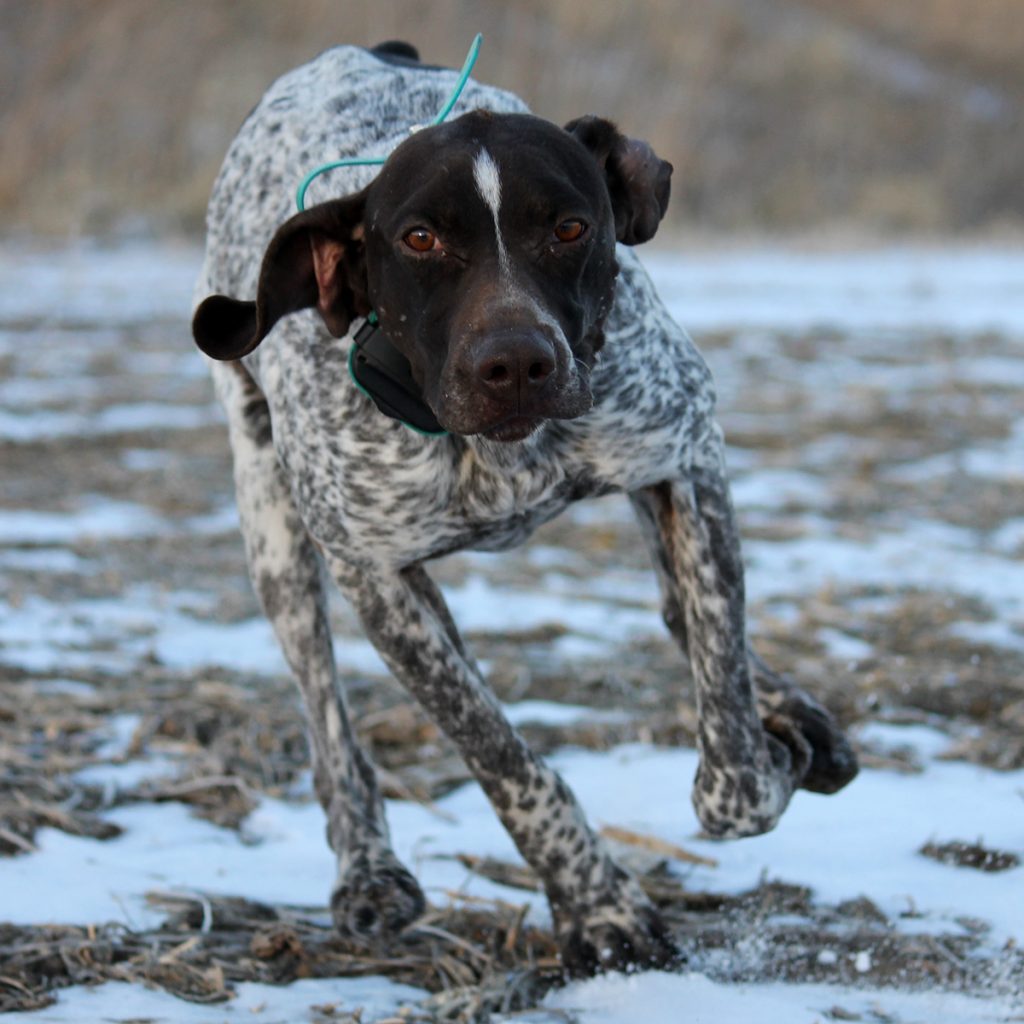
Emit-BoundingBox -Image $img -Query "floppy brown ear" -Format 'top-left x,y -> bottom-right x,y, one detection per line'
192,190 -> 370,360
564,116 -> 672,246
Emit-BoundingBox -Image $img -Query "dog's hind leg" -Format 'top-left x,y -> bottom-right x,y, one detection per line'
212,361 -> 425,939
629,425 -> 857,838
321,550 -> 679,976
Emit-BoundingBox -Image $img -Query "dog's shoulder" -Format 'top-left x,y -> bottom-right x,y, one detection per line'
597,249 -> 715,418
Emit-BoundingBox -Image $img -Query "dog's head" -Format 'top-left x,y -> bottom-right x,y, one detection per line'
193,111 -> 671,441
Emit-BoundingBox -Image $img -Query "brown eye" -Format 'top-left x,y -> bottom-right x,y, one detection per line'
554,219 -> 586,243
403,228 -> 437,252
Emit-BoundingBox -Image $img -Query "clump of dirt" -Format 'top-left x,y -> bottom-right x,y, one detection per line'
920,840 -> 1021,873
0,771 -> 122,855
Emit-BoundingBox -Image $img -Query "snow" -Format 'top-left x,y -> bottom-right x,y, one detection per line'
644,245 -> 1024,334
503,700 -> 634,727
0,401 -> 222,441
0,497 -> 236,544
1,976 -> 424,1023
4,725 -> 1022,945
729,513 -> 1024,624
3,725 -> 1022,1020
3,240 -> 1024,1021
0,240 -> 199,324
537,970 -> 1016,1024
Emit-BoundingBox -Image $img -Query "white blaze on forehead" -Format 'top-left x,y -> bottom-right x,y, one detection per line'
473,148 -> 511,277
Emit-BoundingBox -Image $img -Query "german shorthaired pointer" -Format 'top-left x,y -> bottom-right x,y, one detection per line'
191,41 -> 857,975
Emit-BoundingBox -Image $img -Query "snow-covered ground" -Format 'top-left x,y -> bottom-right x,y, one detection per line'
1,241 -> 1022,1021
3,726 -> 1023,1022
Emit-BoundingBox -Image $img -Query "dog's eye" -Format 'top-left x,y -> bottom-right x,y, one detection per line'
403,228 -> 438,252
554,219 -> 586,243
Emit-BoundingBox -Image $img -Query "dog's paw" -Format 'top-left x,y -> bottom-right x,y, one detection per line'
763,694 -> 858,796
330,853 -> 426,941
556,903 -> 682,978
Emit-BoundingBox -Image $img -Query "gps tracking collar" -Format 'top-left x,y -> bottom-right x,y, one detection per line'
348,315 -> 446,436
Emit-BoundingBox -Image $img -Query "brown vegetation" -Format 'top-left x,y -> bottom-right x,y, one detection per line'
2,0 -> 1022,236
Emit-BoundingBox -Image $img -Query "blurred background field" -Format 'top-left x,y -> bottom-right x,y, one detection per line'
3,0 -> 1023,239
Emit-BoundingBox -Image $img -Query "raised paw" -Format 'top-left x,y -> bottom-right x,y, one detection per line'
761,694 -> 858,795
330,852 -> 426,941
556,902 -> 682,978
751,653 -> 858,795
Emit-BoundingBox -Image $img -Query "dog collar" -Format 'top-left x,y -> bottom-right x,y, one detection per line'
348,317 -> 448,436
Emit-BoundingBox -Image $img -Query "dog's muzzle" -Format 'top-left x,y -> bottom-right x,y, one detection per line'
437,328 -> 592,440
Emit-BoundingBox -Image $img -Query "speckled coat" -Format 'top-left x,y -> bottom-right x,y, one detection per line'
192,43 -> 857,975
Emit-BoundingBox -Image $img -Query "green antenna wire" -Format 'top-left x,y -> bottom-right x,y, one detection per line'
431,31 -> 482,125
295,158 -> 390,212
295,33 -> 483,211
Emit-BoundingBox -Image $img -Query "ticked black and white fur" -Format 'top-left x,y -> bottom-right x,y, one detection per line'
192,42 -> 857,975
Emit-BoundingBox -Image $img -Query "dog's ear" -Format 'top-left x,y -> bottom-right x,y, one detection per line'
192,191 -> 370,360
564,116 -> 672,246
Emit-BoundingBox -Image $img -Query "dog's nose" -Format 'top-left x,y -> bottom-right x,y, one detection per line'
473,334 -> 555,399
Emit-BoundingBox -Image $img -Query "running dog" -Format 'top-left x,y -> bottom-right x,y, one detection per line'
191,40 -> 857,975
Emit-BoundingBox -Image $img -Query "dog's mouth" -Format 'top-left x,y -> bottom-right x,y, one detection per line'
479,415 -> 544,443
438,387 -> 593,441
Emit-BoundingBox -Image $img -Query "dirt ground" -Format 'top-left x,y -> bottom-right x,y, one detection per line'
0,244 -> 1022,1019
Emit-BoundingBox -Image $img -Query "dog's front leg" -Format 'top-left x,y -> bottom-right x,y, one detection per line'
323,552 -> 679,976
216,364 -> 424,939
630,428 -> 856,838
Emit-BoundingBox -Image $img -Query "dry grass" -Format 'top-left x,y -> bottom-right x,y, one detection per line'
3,864 -> 1020,1016
803,0 -> 1024,87
2,0 -> 1023,235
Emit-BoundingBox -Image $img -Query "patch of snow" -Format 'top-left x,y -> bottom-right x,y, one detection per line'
553,632 -> 625,659
151,614 -> 388,677
855,722 -> 955,760
883,422 -> 1024,485
0,497 -> 239,546
0,547 -> 86,572
744,518 -> 1024,627
121,447 -> 176,471
0,401 -> 222,442
1,976 -> 423,1023
948,619 -> 1024,654
533,969 -> 1020,1024
0,242 -> 201,325
94,713 -> 143,759
504,700 -> 634,727
0,584 -> 391,679
4,729 -> 1021,953
643,247 -> 1024,335
28,678 -> 97,697
0,498 -> 168,543
729,469 -> 831,511
444,573 -> 662,641
989,518 -> 1024,556
816,626 -> 874,661
75,755 -> 180,790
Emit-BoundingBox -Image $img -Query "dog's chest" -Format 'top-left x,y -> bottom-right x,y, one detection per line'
259,320 -> 707,568
321,434 -> 591,564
